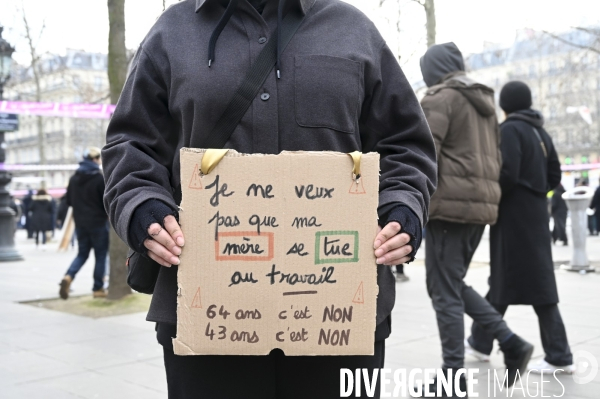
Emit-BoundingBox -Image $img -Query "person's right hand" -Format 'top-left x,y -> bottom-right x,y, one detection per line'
144,215 -> 185,267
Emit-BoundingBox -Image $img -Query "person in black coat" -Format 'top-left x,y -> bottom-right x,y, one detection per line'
21,189 -> 34,238
29,189 -> 55,248
551,184 -> 568,245
466,81 -> 574,374
59,147 -> 109,299
591,179 -> 600,231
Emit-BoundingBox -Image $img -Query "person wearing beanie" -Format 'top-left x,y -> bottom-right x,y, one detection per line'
59,146 -> 109,299
467,81 -> 575,374
418,44 -> 534,396
499,80 -> 532,114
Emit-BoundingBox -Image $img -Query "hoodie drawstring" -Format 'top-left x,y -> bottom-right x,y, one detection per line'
276,0 -> 285,78
208,0 -> 240,67
208,0 -> 287,79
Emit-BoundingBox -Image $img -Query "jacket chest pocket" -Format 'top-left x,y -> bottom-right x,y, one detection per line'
294,55 -> 361,134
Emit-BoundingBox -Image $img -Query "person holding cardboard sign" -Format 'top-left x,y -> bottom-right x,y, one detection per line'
102,0 -> 436,397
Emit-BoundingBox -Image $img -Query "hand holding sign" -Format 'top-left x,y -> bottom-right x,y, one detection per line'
142,207 -> 410,268
373,222 -> 413,266
145,215 -> 185,267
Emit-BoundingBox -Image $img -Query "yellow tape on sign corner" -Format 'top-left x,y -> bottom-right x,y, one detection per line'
347,151 -> 362,179
200,149 -> 229,175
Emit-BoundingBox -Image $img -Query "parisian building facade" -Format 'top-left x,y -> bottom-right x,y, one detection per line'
4,49 -> 109,193
466,28 -> 600,188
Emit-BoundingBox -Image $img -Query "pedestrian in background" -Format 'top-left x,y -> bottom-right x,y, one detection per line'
551,183 -> 568,245
59,147 -> 109,299
9,196 -> 22,236
29,189 -> 55,249
590,179 -> 600,235
419,43 -> 533,394
467,81 -> 575,374
578,179 -> 598,235
21,188 -> 34,238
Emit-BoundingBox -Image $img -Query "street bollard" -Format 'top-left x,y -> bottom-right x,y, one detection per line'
561,186 -> 595,273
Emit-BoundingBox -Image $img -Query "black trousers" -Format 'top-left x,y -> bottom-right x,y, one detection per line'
551,212 -> 567,243
469,299 -> 573,366
159,324 -> 385,399
425,220 -> 512,369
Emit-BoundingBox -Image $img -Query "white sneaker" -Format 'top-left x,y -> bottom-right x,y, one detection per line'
465,338 -> 490,362
527,359 -> 576,374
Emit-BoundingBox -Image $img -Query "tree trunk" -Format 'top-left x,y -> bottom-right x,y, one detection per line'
424,0 -> 436,48
108,0 -> 127,105
107,229 -> 132,300
107,0 -> 131,300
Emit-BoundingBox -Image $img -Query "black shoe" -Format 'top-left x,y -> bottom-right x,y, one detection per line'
414,369 -> 468,398
500,334 -> 534,387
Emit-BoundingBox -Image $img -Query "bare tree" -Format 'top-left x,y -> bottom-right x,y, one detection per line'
107,0 -> 132,300
377,0 -> 426,67
379,0 -> 402,62
412,0 -> 436,48
542,27 -> 600,54
20,8 -> 47,172
108,0 -> 127,106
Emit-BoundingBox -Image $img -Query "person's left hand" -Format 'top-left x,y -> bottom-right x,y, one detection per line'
373,222 -> 413,265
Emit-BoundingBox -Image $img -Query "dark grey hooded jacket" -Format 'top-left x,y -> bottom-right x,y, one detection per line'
103,0 -> 437,335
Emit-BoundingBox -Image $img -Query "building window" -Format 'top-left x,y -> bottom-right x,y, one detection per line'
94,76 -> 103,91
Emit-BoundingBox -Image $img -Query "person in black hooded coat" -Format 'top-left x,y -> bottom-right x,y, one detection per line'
467,81 -> 574,373
29,189 -> 55,247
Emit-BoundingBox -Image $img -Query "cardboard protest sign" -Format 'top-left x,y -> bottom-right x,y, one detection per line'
174,149 -> 379,356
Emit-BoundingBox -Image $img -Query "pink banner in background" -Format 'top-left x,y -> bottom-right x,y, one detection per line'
0,101 -> 116,119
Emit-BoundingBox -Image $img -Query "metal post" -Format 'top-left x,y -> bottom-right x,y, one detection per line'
561,187 -> 595,272
0,26 -> 23,261
0,161 -> 24,261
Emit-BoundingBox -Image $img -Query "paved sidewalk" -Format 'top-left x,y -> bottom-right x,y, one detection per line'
0,230 -> 599,398
0,231 -> 166,399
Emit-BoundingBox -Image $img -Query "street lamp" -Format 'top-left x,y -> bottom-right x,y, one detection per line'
0,26 -> 13,99
0,25 -> 23,261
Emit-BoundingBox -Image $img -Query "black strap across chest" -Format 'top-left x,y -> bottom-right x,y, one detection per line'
200,7 -> 305,149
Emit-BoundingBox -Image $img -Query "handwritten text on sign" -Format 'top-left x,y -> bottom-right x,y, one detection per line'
175,150 -> 379,356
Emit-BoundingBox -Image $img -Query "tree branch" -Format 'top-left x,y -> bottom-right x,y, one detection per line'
541,30 -> 600,54
571,26 -> 600,37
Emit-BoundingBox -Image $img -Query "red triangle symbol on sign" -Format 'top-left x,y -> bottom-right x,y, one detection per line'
189,164 -> 203,189
348,178 -> 366,194
352,282 -> 364,304
191,287 -> 202,308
